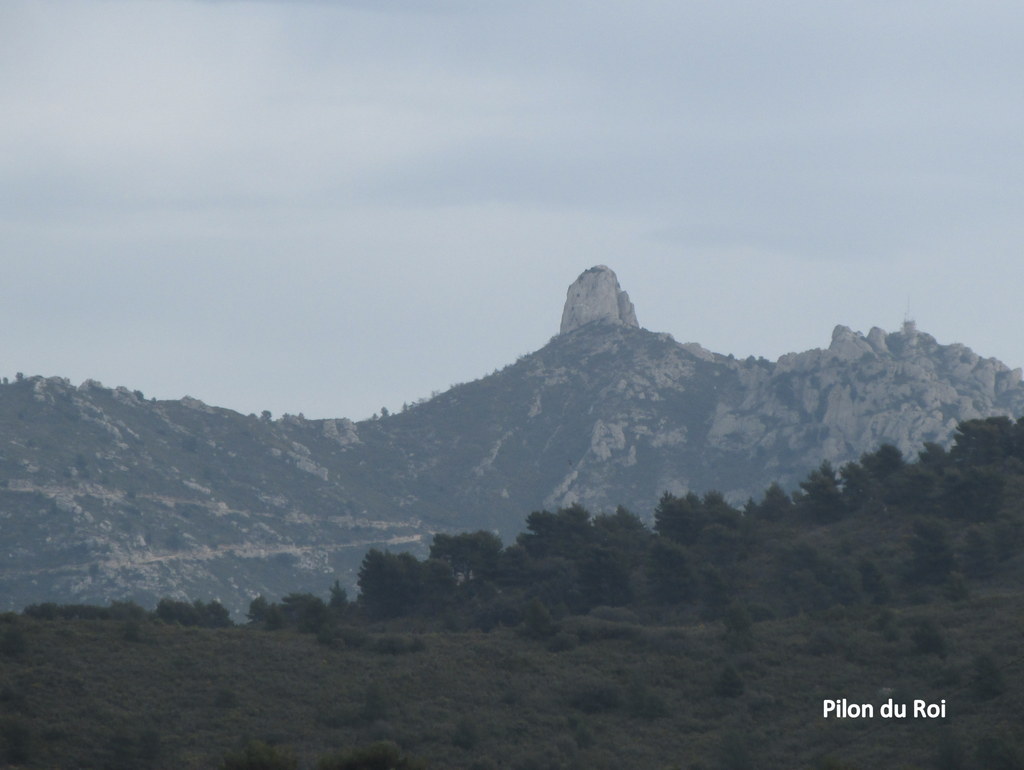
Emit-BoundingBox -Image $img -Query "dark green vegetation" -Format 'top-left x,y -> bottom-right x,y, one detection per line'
351,418 -> 1024,631
2,417 -> 1023,768
3,595 -> 1020,770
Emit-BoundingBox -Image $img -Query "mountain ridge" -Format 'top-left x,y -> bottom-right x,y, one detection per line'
2,268 -> 1023,613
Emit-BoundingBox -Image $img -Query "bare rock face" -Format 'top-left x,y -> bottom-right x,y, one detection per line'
559,265 -> 639,335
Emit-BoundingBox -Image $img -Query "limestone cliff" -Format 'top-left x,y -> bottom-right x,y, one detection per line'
559,265 -> 639,334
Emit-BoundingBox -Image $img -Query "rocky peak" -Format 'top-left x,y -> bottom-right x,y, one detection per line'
828,325 -> 874,361
559,265 -> 639,335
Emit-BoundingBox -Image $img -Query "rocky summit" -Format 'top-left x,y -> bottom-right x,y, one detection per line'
2,267 -> 1024,614
559,265 -> 639,334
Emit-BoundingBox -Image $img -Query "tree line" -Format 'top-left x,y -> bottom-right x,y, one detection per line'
20,416 -> 1024,639
343,415 -> 1024,631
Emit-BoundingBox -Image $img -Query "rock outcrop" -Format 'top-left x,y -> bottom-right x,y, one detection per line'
559,265 -> 639,334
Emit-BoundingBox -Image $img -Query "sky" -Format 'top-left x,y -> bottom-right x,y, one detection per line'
3,1 -> 1023,421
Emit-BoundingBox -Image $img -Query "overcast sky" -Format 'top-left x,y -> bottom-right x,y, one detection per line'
3,1 -> 1023,420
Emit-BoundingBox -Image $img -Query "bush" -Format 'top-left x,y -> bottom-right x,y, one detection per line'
106,728 -> 157,770
715,665 -> 745,698
910,619 -> 947,658
588,605 -> 639,624
451,717 -> 481,750
974,734 -> 1024,770
546,631 -> 578,652
220,740 -> 297,770
156,598 -> 233,628
568,681 -> 622,713
280,593 -> 331,634
723,601 -> 754,651
522,598 -> 556,639
337,626 -> 368,649
122,620 -> 143,642
626,680 -> 668,719
934,732 -> 966,770
138,730 -> 162,763
108,600 -> 148,621
0,627 -> 27,657
806,629 -> 842,656
369,635 -> 425,655
360,685 -> 390,723
0,688 -> 28,715
566,714 -> 594,749
907,520 -> 955,584
317,741 -> 427,770
567,616 -> 641,643
717,730 -> 753,770
972,653 -> 1006,699
215,689 -> 239,709
0,718 -> 31,764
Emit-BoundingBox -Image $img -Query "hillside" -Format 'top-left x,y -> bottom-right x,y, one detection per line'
3,598 -> 1021,769
2,266 -> 1024,614
3,415 -> 1024,769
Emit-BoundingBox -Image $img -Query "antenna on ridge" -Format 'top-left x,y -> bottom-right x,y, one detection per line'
903,295 -> 916,334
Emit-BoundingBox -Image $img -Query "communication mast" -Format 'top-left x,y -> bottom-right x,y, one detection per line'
902,296 -> 916,334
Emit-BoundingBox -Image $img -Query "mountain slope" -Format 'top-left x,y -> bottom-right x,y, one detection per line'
2,267 -> 1023,613
335,316 -> 1024,531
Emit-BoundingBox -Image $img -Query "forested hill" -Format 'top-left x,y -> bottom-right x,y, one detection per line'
4,416 -> 1024,769
349,415 -> 1024,628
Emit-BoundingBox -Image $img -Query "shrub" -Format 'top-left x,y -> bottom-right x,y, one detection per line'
588,605 -> 639,624
0,627 -> 26,657
546,631 -> 578,652
138,730 -> 161,762
122,620 -> 143,642
280,593 -> 330,634
974,734 -> 1024,770
806,629 -> 842,656
568,681 -> 622,713
0,719 -> 31,764
215,689 -> 239,708
521,598 -> 557,639
108,600 -> 148,621
338,626 -> 368,649
626,680 -> 668,719
220,740 -> 297,770
971,653 -> 1006,699
818,759 -> 860,770
316,741 -> 427,770
360,685 -> 390,723
714,665 -> 745,698
566,715 -> 594,749
717,730 -> 753,770
0,688 -> 28,715
156,598 -> 232,628
723,601 -> 754,651
907,520 -> 955,584
857,558 -> 892,604
369,635 -> 425,655
934,732 -> 966,770
567,616 -> 641,643
910,619 -> 947,658
451,717 -> 480,750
